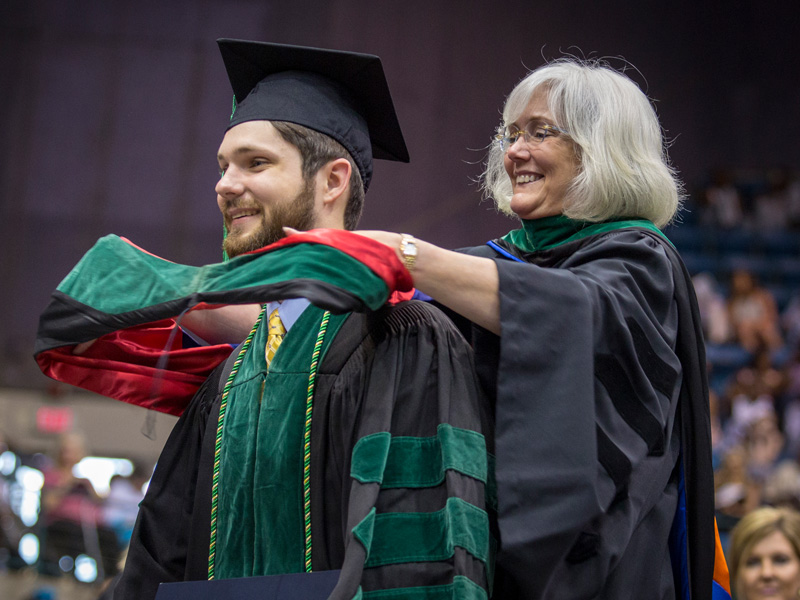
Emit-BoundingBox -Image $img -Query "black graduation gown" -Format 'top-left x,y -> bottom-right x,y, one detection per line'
463,227 -> 714,599
112,300 -> 494,599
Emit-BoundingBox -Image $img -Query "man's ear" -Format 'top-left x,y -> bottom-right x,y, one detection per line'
320,158 -> 352,206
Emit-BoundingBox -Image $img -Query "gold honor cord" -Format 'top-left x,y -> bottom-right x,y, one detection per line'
303,311 -> 331,571
208,305 -> 266,580
207,308 -> 332,579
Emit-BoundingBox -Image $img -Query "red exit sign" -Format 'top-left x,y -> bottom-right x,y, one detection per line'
36,406 -> 74,433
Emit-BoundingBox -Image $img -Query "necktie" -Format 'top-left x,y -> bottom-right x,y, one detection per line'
265,308 -> 286,369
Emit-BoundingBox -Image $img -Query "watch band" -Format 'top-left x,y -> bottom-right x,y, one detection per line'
399,233 -> 418,271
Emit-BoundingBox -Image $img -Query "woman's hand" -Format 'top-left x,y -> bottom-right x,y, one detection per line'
283,227 -> 401,252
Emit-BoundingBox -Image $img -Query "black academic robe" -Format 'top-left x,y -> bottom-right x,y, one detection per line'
112,300 -> 494,600
462,227 -> 715,599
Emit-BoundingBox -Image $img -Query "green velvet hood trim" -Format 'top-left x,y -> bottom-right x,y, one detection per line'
359,575 -> 488,599
352,497 -> 491,569
350,425 -> 489,487
501,215 -> 669,253
56,234 -> 392,315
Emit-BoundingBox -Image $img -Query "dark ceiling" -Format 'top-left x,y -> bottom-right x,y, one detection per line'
1,0 -> 798,390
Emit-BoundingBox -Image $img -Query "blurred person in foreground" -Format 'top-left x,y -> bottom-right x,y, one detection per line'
34,40 -> 491,599
729,506 -> 800,600
101,460 -> 150,549
0,430 -> 24,570
345,58 -> 730,598
40,433 -> 120,579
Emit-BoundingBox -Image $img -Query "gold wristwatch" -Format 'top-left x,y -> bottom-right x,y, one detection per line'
399,234 -> 418,271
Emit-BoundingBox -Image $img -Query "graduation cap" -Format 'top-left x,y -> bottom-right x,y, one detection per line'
217,39 -> 409,190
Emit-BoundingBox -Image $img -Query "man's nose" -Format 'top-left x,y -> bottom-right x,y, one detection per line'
216,167 -> 245,197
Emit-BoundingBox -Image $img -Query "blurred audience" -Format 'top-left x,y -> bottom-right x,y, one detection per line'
689,167 -> 800,584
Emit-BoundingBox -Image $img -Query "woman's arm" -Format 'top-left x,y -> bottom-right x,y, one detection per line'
353,231 -> 501,335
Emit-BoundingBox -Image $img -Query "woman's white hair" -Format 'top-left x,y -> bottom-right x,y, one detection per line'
482,58 -> 683,228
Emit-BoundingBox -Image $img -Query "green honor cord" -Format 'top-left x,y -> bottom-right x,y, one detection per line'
303,310 -> 331,571
208,305 -> 266,580
207,306 -> 332,579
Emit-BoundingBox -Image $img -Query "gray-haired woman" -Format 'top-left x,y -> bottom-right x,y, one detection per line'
357,58 -> 722,598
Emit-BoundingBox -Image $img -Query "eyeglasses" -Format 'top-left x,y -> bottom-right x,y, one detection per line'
493,124 -> 569,153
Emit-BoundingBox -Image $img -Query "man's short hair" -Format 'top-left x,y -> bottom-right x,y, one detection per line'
272,121 -> 365,230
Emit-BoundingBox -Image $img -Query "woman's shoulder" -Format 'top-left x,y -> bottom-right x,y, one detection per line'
454,244 -> 497,258
576,226 -> 677,267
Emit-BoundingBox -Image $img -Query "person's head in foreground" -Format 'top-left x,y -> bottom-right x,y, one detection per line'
214,40 -> 408,258
730,506 -> 800,600
483,58 -> 682,227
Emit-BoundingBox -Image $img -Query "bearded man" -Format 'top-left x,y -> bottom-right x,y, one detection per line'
35,40 -> 493,599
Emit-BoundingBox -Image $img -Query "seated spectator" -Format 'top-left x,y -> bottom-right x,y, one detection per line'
722,356 -> 782,430
693,272 -> 733,344
753,168 -> 792,232
715,445 -> 761,519
781,398 -> 800,460
701,168 -> 744,229
727,269 -> 783,353
779,348 -> 800,459
745,412 -> 785,484
781,294 -> 800,348
751,348 -> 788,400
710,389 -> 724,461
762,461 -> 800,512
786,170 -> 800,230
729,506 -> 800,600
783,348 -> 800,403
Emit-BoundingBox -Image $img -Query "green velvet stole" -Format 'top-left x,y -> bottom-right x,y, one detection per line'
501,215 -> 670,253
215,305 -> 348,577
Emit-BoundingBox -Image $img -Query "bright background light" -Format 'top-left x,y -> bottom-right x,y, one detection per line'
73,457 -> 133,496
14,465 -> 44,527
74,554 -> 98,583
0,450 -> 17,476
59,555 -> 75,572
18,533 -> 39,565
16,465 -> 44,491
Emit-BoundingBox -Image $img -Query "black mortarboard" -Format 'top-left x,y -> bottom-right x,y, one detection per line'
217,39 -> 409,190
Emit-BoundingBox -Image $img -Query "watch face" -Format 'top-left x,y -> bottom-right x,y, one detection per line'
400,235 -> 417,270
401,235 -> 417,253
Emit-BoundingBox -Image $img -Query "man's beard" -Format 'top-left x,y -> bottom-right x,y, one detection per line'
222,179 -> 316,258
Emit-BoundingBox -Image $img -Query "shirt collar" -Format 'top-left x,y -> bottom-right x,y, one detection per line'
266,298 -> 310,332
